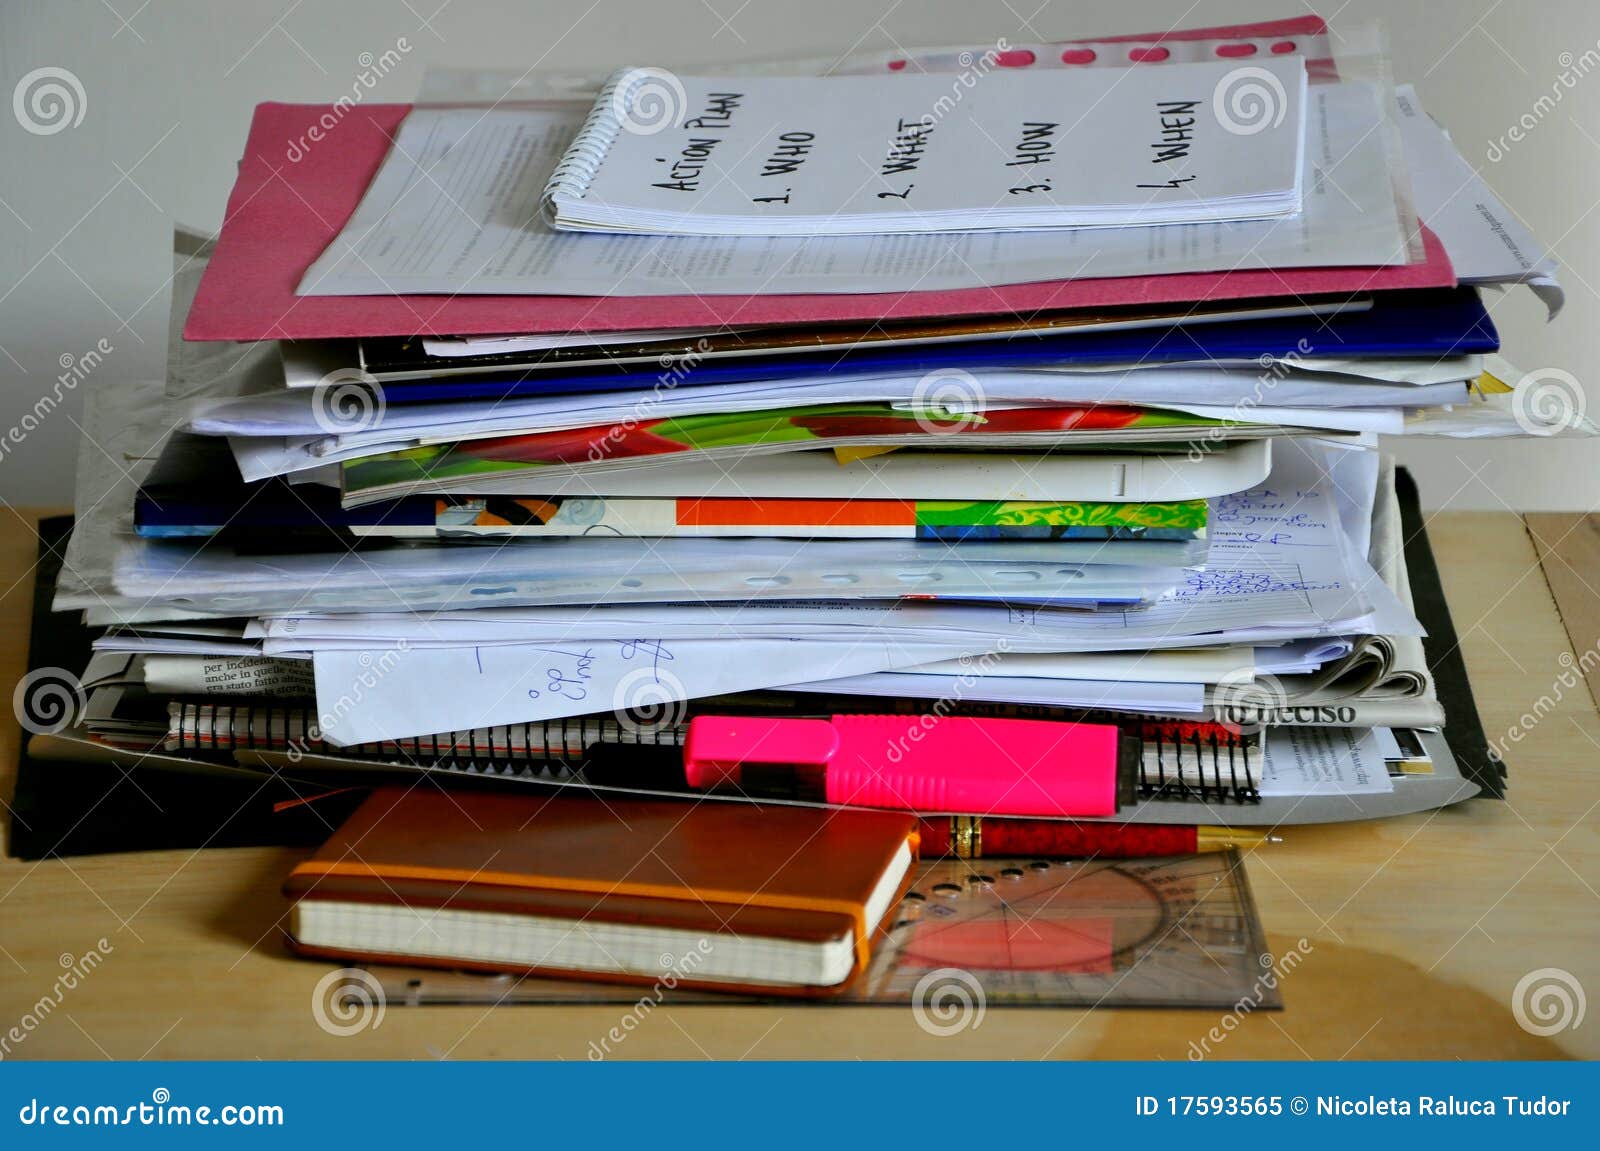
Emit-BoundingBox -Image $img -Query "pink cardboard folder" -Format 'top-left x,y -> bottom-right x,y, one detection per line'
183,16 -> 1454,342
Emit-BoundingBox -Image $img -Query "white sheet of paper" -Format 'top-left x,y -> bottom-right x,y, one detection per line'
1395,84 -> 1562,314
225,435 -> 398,483
330,438 -> 1275,506
1168,404 -> 1405,435
298,82 -> 1405,297
313,635 -> 971,745
900,647 -> 1251,685
1372,726 -> 1405,761
1040,356 -> 1480,385
420,329 -> 727,357
784,673 -> 1205,714
1258,726 -> 1394,796
116,533 -> 1180,616
1329,443 -> 1381,561
1253,637 -> 1354,674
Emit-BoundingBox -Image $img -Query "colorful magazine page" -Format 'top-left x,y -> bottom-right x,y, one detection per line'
339,403 -> 1242,500
351,494 -> 1210,541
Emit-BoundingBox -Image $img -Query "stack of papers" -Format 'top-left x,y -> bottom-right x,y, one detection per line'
45,11 -> 1589,852
278,76 -> 1409,306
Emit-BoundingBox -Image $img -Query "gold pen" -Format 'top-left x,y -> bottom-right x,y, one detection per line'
1196,826 -> 1282,852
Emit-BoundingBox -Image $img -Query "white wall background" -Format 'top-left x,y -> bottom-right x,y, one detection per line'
0,0 -> 1596,510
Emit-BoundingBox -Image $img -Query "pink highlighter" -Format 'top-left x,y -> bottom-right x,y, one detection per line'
682,714 -> 1133,817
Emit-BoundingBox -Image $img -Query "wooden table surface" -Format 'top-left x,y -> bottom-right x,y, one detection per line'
2,509 -> 1597,1060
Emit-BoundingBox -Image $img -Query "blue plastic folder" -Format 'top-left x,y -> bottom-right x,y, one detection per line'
378,289 -> 1497,404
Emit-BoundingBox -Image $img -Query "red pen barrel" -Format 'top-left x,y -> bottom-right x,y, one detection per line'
919,817 -> 1199,859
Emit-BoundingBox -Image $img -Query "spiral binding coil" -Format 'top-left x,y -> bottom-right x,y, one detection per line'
540,67 -> 641,217
165,702 -> 685,776
1137,722 -> 1261,804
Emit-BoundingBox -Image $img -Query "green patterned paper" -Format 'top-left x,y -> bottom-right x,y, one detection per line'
914,499 -> 1208,530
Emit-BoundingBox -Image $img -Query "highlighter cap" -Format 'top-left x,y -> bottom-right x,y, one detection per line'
683,716 -> 840,801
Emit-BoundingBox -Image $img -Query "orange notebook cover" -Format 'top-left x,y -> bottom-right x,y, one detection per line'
283,787 -> 919,997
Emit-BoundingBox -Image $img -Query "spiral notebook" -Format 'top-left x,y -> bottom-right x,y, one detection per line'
161,700 -> 1262,804
543,62 -> 1307,237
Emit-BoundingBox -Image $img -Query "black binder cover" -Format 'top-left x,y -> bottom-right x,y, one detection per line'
6,517 -> 358,859
1395,467 -> 1505,798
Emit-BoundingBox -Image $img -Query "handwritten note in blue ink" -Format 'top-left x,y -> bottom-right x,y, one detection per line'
314,635 -> 969,745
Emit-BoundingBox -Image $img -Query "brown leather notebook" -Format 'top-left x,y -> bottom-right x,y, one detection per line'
283,787 -> 919,996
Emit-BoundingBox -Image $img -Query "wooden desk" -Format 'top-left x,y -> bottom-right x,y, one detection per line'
3,511 -> 1597,1060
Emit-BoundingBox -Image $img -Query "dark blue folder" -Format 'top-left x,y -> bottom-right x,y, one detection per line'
378,288 -> 1497,404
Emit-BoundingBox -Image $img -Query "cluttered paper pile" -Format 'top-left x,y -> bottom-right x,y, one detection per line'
30,14 -> 1590,998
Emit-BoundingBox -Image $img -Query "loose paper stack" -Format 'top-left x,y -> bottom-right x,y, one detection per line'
41,14 -> 1588,851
